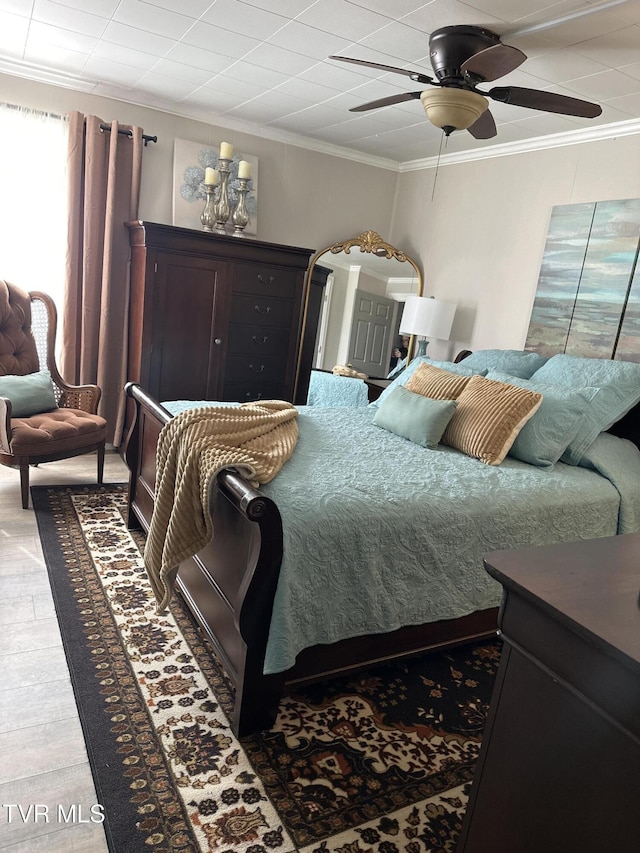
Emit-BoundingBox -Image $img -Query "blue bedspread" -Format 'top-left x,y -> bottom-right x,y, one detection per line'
163,402 -> 640,675
306,370 -> 369,407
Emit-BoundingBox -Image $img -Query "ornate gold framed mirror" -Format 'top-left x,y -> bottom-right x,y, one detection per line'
296,231 -> 423,400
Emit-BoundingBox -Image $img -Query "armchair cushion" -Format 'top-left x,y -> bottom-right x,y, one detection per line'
10,409 -> 107,456
0,370 -> 57,417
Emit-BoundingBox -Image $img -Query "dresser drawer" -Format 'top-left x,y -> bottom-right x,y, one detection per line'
227,323 -> 290,357
225,353 -> 288,384
230,294 -> 294,328
222,380 -> 288,403
233,262 -> 298,299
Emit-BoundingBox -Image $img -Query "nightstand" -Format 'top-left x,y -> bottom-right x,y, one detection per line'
364,378 -> 391,402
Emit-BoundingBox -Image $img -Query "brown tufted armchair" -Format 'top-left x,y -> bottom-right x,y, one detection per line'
0,280 -> 107,508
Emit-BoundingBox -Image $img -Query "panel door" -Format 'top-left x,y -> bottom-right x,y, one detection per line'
149,252 -> 229,402
347,289 -> 397,377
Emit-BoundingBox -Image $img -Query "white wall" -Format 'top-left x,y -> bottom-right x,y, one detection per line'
391,134 -> 640,361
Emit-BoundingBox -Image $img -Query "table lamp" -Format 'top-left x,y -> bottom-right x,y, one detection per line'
399,295 -> 457,358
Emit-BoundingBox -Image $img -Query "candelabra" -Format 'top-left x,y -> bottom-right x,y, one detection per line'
200,184 -> 216,232
213,158 -> 232,234
231,178 -> 250,236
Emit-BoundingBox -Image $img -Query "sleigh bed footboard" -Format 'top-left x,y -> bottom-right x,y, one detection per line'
124,382 -> 287,735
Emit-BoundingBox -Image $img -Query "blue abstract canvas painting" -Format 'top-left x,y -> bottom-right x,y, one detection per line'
526,198 -> 640,362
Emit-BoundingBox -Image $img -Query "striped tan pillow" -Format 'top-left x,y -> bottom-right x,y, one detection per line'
405,363 -> 472,400
443,374 -> 543,465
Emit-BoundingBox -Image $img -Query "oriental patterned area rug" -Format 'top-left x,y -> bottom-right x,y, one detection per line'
32,484 -> 500,853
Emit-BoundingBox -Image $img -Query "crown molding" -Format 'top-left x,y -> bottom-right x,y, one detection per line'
162,103 -> 399,171
0,56 -> 97,93
0,58 -> 399,171
116,90 -> 399,171
399,118 -> 640,173
2,56 -> 639,174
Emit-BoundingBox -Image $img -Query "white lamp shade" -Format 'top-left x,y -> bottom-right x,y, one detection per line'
400,295 -> 456,341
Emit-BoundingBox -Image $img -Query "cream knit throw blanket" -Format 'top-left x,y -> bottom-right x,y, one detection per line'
144,401 -> 298,612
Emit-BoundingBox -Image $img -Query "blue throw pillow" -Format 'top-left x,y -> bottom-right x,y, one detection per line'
0,370 -> 57,417
461,349 -> 548,379
486,370 -> 599,468
373,386 -> 458,448
372,356 -> 482,408
530,354 -> 640,465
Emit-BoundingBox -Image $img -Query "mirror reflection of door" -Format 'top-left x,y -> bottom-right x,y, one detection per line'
347,289 -> 397,377
313,272 -> 334,369
303,232 -> 423,377
320,260 -> 417,372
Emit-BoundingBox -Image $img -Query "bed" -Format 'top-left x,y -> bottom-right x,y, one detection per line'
123,349 -> 640,737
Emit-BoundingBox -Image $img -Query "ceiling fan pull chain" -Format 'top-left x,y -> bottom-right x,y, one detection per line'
431,131 -> 447,202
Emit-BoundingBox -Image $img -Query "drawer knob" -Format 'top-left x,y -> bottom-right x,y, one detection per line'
254,304 -> 271,315
257,274 -> 274,286
249,364 -> 265,373
214,338 -> 222,345
252,335 -> 268,344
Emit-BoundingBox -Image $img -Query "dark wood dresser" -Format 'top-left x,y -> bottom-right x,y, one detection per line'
457,533 -> 640,853
127,221 -> 320,405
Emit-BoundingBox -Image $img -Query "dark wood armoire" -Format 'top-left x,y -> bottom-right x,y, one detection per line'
126,221 -> 325,406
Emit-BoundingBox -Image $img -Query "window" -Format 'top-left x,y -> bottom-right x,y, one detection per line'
0,104 -> 68,312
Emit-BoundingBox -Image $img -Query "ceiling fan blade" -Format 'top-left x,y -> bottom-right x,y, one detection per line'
467,108 -> 497,139
329,55 -> 433,85
461,43 -> 526,82
488,85 -> 602,118
350,92 -> 423,113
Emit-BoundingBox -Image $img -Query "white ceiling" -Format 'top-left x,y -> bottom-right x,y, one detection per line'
1,0 -> 640,165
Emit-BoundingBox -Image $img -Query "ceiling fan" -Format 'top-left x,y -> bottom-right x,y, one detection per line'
330,25 -> 602,140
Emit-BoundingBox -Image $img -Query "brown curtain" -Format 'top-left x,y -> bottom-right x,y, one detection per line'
62,112 -> 143,446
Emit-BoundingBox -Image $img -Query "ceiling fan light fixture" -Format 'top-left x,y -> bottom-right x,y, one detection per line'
420,89 -> 488,134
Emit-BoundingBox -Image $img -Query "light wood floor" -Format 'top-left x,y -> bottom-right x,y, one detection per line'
0,450 -> 129,852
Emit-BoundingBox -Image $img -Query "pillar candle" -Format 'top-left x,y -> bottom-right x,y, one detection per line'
204,167 -> 218,185
219,141 -> 233,160
237,160 -> 251,179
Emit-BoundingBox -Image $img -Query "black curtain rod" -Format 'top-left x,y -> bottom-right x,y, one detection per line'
99,123 -> 158,146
